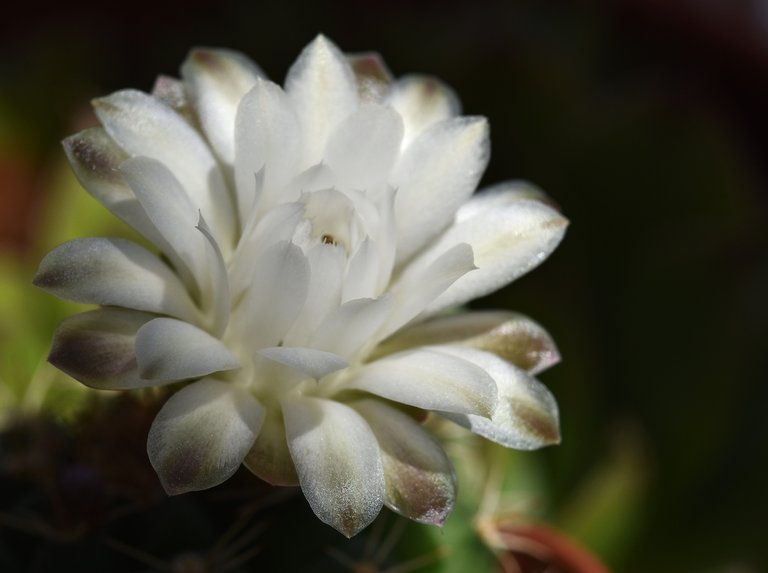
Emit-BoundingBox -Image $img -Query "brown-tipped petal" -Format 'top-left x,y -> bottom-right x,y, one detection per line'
438,347 -> 561,450
352,399 -> 456,526
347,52 -> 394,102
48,308 -> 159,390
375,311 -> 560,375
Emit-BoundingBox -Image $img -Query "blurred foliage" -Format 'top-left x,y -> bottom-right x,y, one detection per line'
2,0 -> 767,571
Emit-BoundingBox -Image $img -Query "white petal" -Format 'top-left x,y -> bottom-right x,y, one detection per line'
241,240 -> 310,348
324,104 -> 403,189
456,180 -> 557,223
33,238 -> 198,322
285,35 -> 359,167
391,116 -> 489,261
283,396 -> 384,537
310,296 -> 393,359
48,308 -> 160,390
196,215 -> 231,335
374,311 -> 560,374
244,410 -> 298,486
257,346 -> 348,380
120,156 -> 208,295
151,75 -> 190,115
230,202 -> 305,297
181,48 -> 264,165
343,238 -> 381,302
284,242 -> 345,345
347,52 -> 393,103
343,348 -> 497,417
62,128 -> 165,247
148,379 -> 265,495
425,199 -> 568,315
93,89 -> 235,249
135,318 -> 239,381
438,347 -> 560,449
234,79 -> 301,220
386,75 -> 461,147
352,399 -> 456,525
381,243 -> 476,339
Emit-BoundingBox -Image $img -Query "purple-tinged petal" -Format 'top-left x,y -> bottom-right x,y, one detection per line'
352,399 -> 456,525
244,410 -> 298,486
148,379 -> 265,495
347,52 -> 393,102
48,308 -> 160,390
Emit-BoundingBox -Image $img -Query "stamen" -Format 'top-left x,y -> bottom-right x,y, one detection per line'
321,234 -> 337,246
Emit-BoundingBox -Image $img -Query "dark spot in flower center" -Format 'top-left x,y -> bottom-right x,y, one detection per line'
321,234 -> 337,246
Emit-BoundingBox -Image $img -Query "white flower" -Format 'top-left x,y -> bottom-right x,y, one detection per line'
34,36 -> 567,537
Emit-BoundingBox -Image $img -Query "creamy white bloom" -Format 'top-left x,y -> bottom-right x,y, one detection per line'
34,36 -> 567,537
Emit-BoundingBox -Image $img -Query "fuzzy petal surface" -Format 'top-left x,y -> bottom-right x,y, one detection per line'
148,379 -> 265,495
352,399 -> 456,525
283,396 -> 384,537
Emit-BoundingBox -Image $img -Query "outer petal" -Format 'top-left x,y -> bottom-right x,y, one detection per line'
423,199 -> 568,316
374,311 -> 560,375
48,308 -> 159,390
283,396 -> 384,537
257,347 -> 348,380
385,75 -> 461,147
148,379 -> 265,495
33,237 -> 198,322
456,180 -> 558,223
392,116 -> 489,262
438,347 -> 560,449
135,318 -> 240,381
352,399 -> 456,525
93,89 -> 235,249
342,348 -> 497,417
244,410 -> 298,486
181,47 -> 264,165
323,104 -> 404,190
62,128 -> 167,248
285,35 -> 359,166
234,79 -> 301,219
347,52 -> 393,103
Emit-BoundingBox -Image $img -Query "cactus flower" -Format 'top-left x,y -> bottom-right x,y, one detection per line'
34,36 -> 567,537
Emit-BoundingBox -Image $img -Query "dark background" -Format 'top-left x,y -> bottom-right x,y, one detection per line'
2,1 -> 767,571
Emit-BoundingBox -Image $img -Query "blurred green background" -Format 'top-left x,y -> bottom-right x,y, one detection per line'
2,1 -> 767,571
